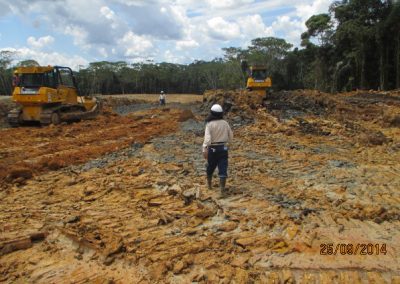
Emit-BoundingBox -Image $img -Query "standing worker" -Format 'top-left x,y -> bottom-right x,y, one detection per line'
159,90 -> 166,106
202,104 -> 233,196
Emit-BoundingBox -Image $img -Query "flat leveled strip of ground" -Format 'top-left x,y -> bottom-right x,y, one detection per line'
0,108 -> 188,185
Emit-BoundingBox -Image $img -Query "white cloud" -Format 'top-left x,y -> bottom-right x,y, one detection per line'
176,39 -> 199,51
163,50 -> 182,63
295,0 -> 332,22
0,0 -> 332,64
207,17 -> 240,41
119,31 -> 154,58
205,0 -> 254,9
100,6 -> 115,20
64,25 -> 90,49
2,47 -> 88,70
26,35 -> 55,49
272,15 -> 305,46
237,14 -> 274,39
100,6 -> 118,29
270,0 -> 331,47
98,47 -> 108,58
112,0 -> 154,7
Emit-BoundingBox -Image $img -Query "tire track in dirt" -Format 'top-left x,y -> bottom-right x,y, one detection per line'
0,107 -> 190,187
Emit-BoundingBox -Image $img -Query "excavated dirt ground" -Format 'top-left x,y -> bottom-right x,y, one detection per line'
0,91 -> 400,283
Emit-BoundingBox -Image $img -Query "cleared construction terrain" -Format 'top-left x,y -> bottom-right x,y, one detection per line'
0,90 -> 400,283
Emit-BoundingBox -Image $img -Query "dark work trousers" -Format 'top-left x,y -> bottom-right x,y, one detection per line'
206,144 -> 228,178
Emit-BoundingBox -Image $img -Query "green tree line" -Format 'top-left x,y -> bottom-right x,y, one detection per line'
0,0 -> 399,95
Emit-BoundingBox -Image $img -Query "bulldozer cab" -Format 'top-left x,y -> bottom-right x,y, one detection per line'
15,70 -> 56,94
250,66 -> 267,81
13,66 -> 81,104
15,66 -> 78,92
57,67 -> 79,90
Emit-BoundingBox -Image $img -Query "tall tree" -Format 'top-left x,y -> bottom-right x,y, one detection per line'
383,1 -> 400,88
332,0 -> 385,89
222,47 -> 246,89
0,50 -> 15,95
16,59 -> 40,67
301,14 -> 334,91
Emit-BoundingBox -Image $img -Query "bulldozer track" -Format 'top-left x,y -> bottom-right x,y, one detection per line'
38,102 -> 101,126
39,107 -> 59,125
7,108 -> 22,127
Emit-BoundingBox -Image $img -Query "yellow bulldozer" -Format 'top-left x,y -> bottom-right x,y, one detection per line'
8,66 -> 101,126
245,65 -> 272,97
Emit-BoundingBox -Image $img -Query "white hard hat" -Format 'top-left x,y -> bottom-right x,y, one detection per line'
160,90 -> 164,93
211,104 -> 223,112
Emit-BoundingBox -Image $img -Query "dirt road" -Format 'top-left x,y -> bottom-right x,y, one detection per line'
0,91 -> 399,283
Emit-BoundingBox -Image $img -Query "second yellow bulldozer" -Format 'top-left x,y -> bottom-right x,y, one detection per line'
8,65 -> 101,126
246,65 -> 272,97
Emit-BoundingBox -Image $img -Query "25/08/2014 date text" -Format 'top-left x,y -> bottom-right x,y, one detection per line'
320,243 -> 387,255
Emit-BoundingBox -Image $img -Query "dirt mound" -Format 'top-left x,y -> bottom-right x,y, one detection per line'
200,89 -> 400,145
202,89 -> 263,116
261,89 -> 400,145
265,90 -> 337,118
265,89 -> 400,121
0,98 -> 16,128
202,89 -> 342,120
102,96 -> 145,107
178,109 -> 195,122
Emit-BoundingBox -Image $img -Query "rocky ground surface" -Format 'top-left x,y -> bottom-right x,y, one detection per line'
0,97 -> 15,128
0,90 -> 400,283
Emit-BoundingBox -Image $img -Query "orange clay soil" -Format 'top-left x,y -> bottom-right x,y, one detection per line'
0,107 -> 188,186
0,91 -> 399,283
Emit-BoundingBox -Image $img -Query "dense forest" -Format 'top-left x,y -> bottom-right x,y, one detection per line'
0,0 -> 399,95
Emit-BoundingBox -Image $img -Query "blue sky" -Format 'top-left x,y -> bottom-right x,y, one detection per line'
0,0 -> 331,69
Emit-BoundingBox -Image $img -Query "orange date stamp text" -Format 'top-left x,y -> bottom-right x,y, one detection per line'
320,243 -> 387,255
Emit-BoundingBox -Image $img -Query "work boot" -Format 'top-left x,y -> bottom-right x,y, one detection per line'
207,175 -> 212,189
219,177 -> 227,197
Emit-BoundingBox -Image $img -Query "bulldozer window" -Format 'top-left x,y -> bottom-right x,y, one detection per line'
43,71 -> 57,88
18,73 -> 43,88
252,70 -> 266,80
17,72 -> 56,88
58,68 -> 75,88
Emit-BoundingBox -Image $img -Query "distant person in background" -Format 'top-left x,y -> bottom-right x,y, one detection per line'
159,90 -> 166,106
